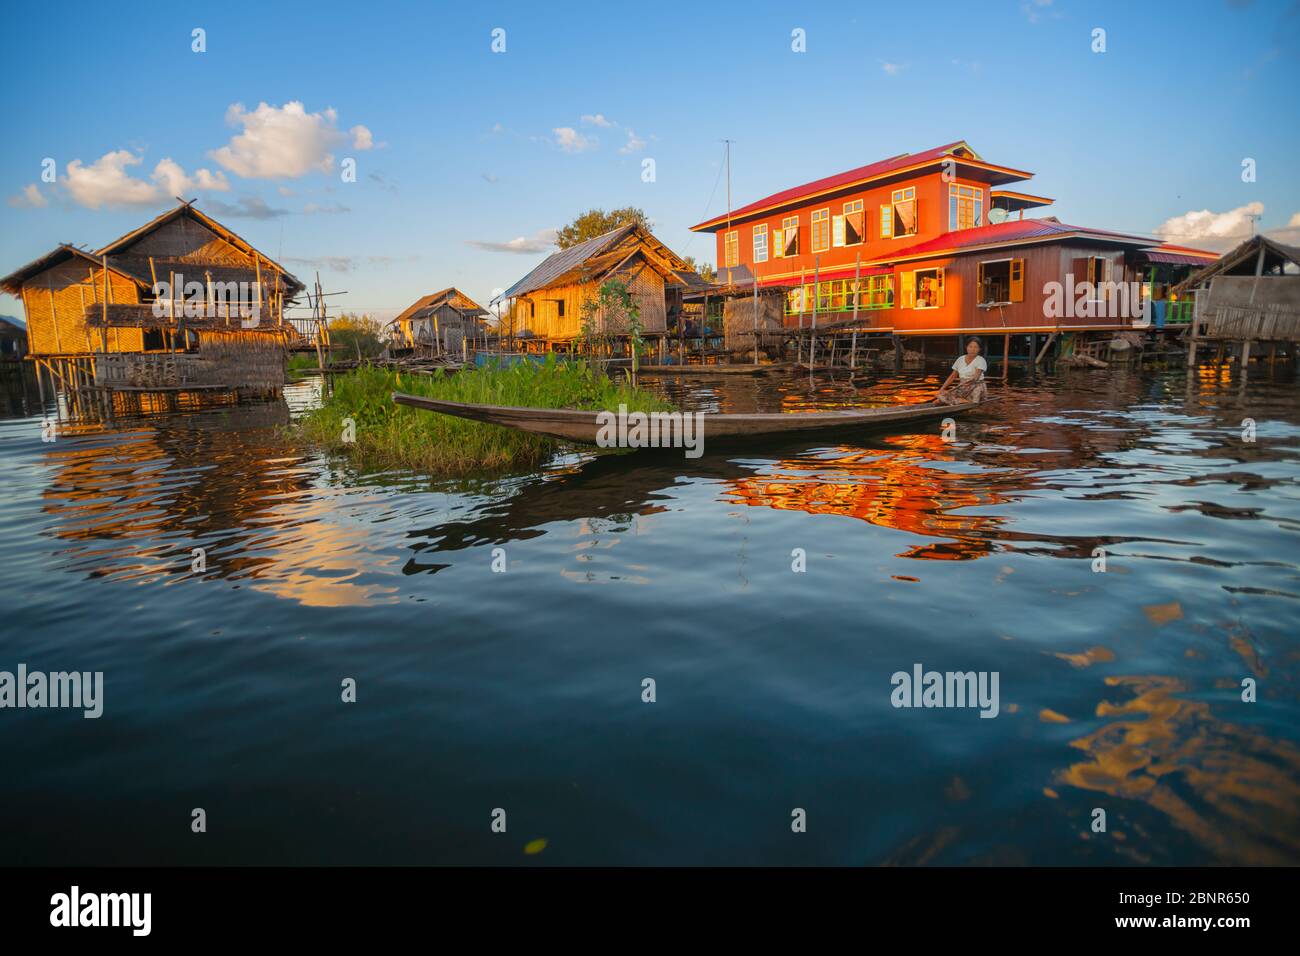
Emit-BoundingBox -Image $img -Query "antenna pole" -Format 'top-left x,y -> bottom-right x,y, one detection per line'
723,140 -> 734,231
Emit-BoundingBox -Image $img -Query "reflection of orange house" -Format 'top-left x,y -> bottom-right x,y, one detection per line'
691,140 -> 1217,338
722,437 -> 1003,560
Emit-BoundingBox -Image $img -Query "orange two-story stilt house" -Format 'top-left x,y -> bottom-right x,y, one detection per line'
690,140 -> 1216,360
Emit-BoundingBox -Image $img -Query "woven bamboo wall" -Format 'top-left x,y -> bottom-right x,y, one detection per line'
122,217 -> 250,265
623,267 -> 667,334
21,261 -> 142,356
723,296 -> 785,354
94,329 -> 284,389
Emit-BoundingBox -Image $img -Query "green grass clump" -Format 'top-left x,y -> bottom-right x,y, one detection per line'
295,356 -> 674,476
286,353 -> 318,375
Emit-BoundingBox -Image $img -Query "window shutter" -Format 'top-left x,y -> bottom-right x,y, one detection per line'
772,228 -> 783,258
846,210 -> 864,244
832,215 -> 845,247
897,199 -> 917,235
880,205 -> 892,238
1071,257 -> 1089,289
901,271 -> 915,309
936,268 -> 945,307
977,262 -> 986,300
1010,259 -> 1024,302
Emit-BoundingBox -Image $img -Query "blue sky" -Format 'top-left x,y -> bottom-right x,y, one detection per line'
2,0 -> 1297,322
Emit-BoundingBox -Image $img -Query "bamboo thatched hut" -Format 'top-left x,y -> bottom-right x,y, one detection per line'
0,201 -> 304,394
387,288 -> 489,353
1173,235 -> 1300,362
495,224 -> 694,343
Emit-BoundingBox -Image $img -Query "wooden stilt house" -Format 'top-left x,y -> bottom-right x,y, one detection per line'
496,224 -> 695,344
1,201 -> 304,394
386,288 -> 490,353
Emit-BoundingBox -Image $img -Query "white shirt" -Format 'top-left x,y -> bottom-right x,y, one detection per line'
952,355 -> 987,381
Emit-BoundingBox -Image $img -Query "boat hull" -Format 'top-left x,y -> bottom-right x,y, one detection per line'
391,392 -> 979,444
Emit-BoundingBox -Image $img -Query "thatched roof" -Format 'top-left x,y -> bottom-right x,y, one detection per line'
0,201 -> 304,299
0,244 -> 140,297
390,287 -> 489,327
96,201 -> 305,296
495,223 -> 691,303
1171,234 -> 1300,297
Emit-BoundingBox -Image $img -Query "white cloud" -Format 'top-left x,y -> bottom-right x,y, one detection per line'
64,151 -> 232,209
1154,201 -> 1264,250
7,184 -> 48,208
553,127 -> 595,153
151,157 -> 230,198
303,201 -> 351,215
881,61 -> 906,76
619,129 -> 647,154
581,113 -> 613,128
1289,212 -> 1300,228
64,151 -> 164,208
350,125 -> 374,150
467,228 -> 558,253
1021,0 -> 1055,23
203,195 -> 289,219
210,101 -> 347,178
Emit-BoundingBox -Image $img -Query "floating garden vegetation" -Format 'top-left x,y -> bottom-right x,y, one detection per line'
294,357 -> 674,476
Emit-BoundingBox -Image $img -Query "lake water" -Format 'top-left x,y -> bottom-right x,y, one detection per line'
2,362 -> 1298,865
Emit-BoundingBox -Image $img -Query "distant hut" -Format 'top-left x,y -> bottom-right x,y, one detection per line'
496,224 -> 695,346
387,288 -> 490,354
0,316 -> 27,360
0,201 -> 304,395
1173,235 -> 1300,364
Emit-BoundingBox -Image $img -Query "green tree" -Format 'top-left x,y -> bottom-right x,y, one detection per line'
580,279 -> 644,381
556,207 -> 652,249
682,256 -> 716,282
329,313 -> 386,359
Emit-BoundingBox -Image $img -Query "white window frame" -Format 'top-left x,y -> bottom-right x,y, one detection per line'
724,230 -> 739,268
811,207 -> 830,253
889,187 -> 917,239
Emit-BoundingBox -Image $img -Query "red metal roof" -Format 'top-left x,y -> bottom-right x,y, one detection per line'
691,141 -> 1033,232
868,219 -> 1153,264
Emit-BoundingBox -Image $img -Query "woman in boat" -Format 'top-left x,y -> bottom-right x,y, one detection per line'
938,337 -> 988,404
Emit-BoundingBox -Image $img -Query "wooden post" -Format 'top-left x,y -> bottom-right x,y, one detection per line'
850,330 -> 857,370
851,253 -> 861,331
752,275 -> 759,366
46,281 -> 62,354
810,257 -> 820,369
1003,333 -> 1011,379
797,266 -> 806,364
893,333 -> 902,371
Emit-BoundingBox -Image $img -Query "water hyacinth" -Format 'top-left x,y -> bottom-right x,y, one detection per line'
294,357 -> 674,476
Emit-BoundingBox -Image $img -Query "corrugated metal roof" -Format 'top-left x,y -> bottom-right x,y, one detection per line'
496,224 -> 637,302
1141,250 -> 1220,266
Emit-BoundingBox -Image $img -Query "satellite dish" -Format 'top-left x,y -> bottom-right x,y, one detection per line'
988,208 -> 1009,225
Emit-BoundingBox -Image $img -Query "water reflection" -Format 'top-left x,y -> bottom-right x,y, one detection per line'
1058,675 -> 1300,865
2,364 -> 1299,864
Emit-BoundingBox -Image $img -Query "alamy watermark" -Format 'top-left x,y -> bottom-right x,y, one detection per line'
150,274 -> 262,327
0,664 -> 103,718
595,404 -> 705,458
891,663 -> 999,718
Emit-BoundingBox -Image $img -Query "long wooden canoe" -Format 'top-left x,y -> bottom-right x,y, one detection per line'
391,391 -> 979,444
